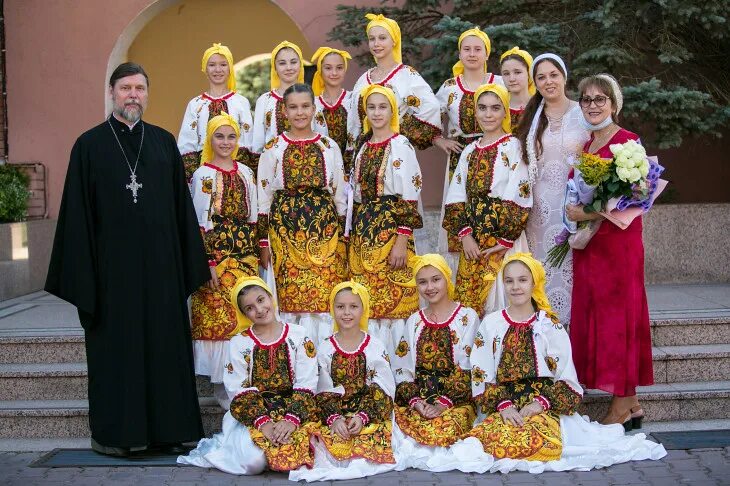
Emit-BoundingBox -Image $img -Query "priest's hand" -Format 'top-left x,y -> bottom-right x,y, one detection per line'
260,247 -> 271,269
207,267 -> 220,291
259,421 -> 278,444
389,234 -> 409,269
519,400 -> 545,419
500,405 -> 524,427
330,416 -> 350,440
462,235 -> 482,260
346,415 -> 363,435
272,419 -> 297,445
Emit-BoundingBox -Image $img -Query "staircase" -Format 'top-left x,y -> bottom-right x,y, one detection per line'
1,286 -> 729,450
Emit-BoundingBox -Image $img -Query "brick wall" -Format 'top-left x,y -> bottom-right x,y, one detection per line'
0,0 -> 7,161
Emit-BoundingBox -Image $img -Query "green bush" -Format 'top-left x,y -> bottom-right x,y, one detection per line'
0,164 -> 31,223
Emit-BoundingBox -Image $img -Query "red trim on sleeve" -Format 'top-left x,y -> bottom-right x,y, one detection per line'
497,400 -> 514,412
259,239 -> 270,248
326,414 -> 343,427
254,415 -> 272,430
356,411 -> 370,425
396,226 -> 413,236
534,395 -> 551,411
208,260 -> 217,267
497,238 -> 514,249
409,397 -> 422,408
458,227 -> 473,238
283,413 -> 301,427
436,396 -> 454,408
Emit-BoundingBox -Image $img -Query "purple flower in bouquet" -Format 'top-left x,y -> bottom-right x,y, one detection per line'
615,157 -> 665,212
554,228 -> 570,246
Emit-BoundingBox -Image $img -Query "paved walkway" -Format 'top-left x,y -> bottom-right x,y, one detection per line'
1,448 -> 728,485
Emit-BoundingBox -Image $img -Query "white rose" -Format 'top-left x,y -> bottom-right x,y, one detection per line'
616,154 -> 631,168
609,143 -> 623,157
616,167 -> 631,181
628,167 -> 642,183
639,161 -> 650,177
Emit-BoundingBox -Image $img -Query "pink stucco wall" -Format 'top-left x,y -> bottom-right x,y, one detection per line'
6,0 -> 448,218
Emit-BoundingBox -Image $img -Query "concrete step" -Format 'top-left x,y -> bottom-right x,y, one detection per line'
3,317 -> 726,365
650,317 -> 730,347
0,398 -> 224,439
579,380 -> 730,423
652,344 -> 730,384
0,363 -> 214,400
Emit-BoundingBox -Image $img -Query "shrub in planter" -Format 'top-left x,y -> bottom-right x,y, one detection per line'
0,164 -> 31,223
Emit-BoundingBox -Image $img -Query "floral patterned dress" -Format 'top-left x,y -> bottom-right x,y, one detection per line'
348,64 -> 442,156
510,108 -> 525,133
313,333 -> 395,465
189,162 -> 258,383
468,310 -> 582,461
251,90 -> 329,154
178,91 -> 256,182
349,134 -> 423,354
391,304 -> 480,447
257,133 -> 348,343
315,90 -> 354,173
442,135 -> 532,316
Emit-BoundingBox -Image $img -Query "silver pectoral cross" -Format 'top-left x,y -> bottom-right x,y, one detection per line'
126,173 -> 143,203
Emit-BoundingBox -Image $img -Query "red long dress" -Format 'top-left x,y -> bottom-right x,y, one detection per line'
570,128 -> 654,397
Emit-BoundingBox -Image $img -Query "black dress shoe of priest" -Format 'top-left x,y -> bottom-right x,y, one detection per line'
91,438 -> 130,457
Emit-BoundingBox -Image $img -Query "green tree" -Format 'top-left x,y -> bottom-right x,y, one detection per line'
236,58 -> 270,107
329,0 -> 730,149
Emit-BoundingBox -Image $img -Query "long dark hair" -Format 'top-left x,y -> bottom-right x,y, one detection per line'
283,83 -> 315,104
515,58 -> 567,163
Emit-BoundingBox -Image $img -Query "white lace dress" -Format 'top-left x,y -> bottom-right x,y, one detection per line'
524,102 -> 589,325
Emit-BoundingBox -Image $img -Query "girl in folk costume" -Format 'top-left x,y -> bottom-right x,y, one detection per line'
252,41 -> 329,154
516,54 -> 589,325
566,75 -> 654,428
349,85 -> 424,355
291,281 -> 400,481
348,14 -> 442,155
179,276 -> 320,474
435,28 -> 505,273
391,254 -> 480,463
500,46 -> 536,132
178,43 -> 256,182
425,253 -> 665,473
189,113 -> 259,409
311,47 -> 355,172
257,83 -> 348,345
443,84 -> 532,318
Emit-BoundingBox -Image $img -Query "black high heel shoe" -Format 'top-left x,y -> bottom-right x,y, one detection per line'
630,407 -> 644,429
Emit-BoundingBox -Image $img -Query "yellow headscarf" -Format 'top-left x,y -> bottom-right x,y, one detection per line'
473,83 -> 512,135
230,276 -> 276,333
412,254 -> 455,299
201,43 -> 236,92
310,47 -> 352,97
500,46 -> 536,96
365,13 -> 402,64
270,41 -> 305,90
329,281 -> 370,332
200,112 -> 240,165
500,252 -> 557,321
360,84 -> 400,134
452,27 -> 492,77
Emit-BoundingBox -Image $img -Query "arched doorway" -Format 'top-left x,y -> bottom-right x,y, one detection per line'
111,0 -> 310,134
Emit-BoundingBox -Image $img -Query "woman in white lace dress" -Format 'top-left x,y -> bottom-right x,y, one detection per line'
516,54 -> 588,325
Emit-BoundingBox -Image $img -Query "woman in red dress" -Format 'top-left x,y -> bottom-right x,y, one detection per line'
566,74 -> 653,429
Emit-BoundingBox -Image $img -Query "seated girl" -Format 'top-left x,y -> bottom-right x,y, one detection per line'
425,253 -> 666,473
390,254 -> 480,465
178,276 -> 319,474
291,281 -> 401,481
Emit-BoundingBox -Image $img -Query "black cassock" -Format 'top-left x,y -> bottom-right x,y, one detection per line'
46,116 -> 209,448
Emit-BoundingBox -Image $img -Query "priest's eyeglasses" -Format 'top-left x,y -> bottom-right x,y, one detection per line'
579,95 -> 609,108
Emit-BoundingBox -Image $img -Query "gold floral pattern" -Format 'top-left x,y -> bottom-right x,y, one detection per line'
303,338 -> 317,358
468,411 -> 562,461
395,338 -> 410,358
399,112 -> 440,150
266,141 -> 347,313
182,152 -> 201,183
275,98 -> 291,135
395,404 -> 475,447
191,170 -> 258,340
322,104 -> 348,159
458,89 -> 479,136
250,421 -> 319,471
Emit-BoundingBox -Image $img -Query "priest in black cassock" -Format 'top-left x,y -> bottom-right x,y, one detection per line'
45,63 -> 210,456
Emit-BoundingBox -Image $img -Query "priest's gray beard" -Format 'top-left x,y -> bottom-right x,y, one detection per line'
115,102 -> 144,124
